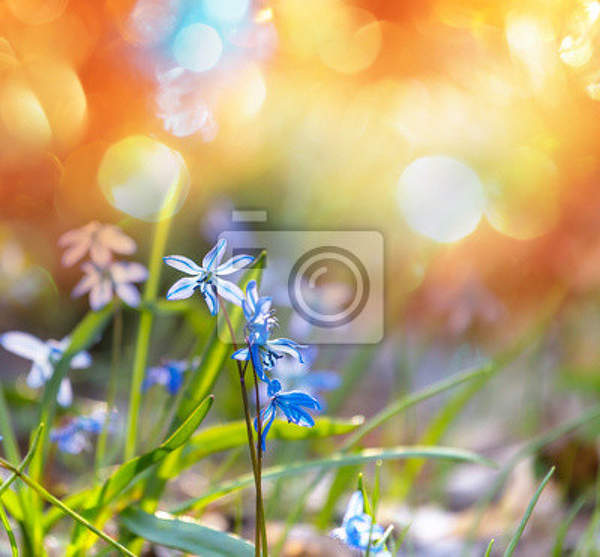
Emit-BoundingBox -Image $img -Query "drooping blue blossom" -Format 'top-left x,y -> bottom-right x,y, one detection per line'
331,491 -> 392,556
143,359 -> 196,395
232,280 -> 305,382
72,261 -> 148,311
50,408 -> 115,454
0,332 -> 92,407
59,221 -> 136,267
254,378 -> 320,450
163,238 -> 254,315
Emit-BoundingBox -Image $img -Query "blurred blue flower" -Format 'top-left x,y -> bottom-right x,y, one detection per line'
232,280 -> 305,382
59,221 -> 136,267
143,359 -> 196,394
254,379 -> 320,450
72,261 -> 148,311
163,238 -> 254,315
331,491 -> 391,556
50,408 -> 114,454
270,347 -> 340,407
0,332 -> 92,407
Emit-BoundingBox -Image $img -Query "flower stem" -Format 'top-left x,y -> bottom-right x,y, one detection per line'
95,303 -> 122,475
220,301 -> 267,556
250,355 -> 268,557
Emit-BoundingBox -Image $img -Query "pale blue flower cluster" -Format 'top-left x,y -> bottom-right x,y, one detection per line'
143,358 -> 198,395
331,491 -> 392,556
164,238 -> 325,449
50,408 -> 115,454
0,332 -> 91,406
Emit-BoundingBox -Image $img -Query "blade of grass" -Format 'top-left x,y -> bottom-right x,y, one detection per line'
172,445 -> 495,513
125,210 -> 175,461
465,405 -> 600,554
120,507 -> 254,556
552,495 -> 587,557
0,499 -> 18,557
0,457 -> 134,556
484,539 -> 494,557
503,467 -> 554,557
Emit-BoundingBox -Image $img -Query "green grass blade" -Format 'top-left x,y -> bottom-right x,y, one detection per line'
552,495 -> 587,557
172,445 -> 495,513
120,508 -> 254,556
484,539 -> 494,557
466,405 -> 600,552
504,467 -> 555,557
343,363 -> 493,449
0,499 -> 18,557
125,193 -> 181,461
0,457 -> 134,556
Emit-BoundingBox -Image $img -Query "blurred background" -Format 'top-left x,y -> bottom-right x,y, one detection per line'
2,0 -> 600,554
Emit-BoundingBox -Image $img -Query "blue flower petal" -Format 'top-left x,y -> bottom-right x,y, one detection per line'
215,254 -> 254,276
214,277 -> 244,306
163,255 -> 203,275
0,332 -> 48,362
166,276 -> 198,300
202,238 -> 226,271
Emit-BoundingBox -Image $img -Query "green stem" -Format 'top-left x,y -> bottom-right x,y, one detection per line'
95,304 -> 122,474
0,458 -> 135,557
220,302 -> 264,557
250,355 -> 268,557
125,213 -> 174,460
0,499 -> 18,557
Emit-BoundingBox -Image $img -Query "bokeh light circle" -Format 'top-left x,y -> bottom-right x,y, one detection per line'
172,23 -> 223,72
485,147 -> 559,240
203,0 -> 250,23
98,136 -> 190,222
397,155 -> 485,243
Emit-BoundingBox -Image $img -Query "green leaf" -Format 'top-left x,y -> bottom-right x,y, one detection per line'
68,396 -> 213,553
504,467 -> 555,557
173,445 -> 495,513
484,539 -> 495,557
120,508 -> 254,557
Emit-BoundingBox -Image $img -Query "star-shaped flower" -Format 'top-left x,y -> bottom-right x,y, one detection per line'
163,238 -> 254,315
254,379 -> 320,450
72,261 -> 148,311
59,221 -> 136,267
331,491 -> 392,556
0,332 -> 92,407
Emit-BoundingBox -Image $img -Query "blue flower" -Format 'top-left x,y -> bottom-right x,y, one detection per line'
59,221 -> 136,267
50,409 -> 113,454
163,238 -> 254,315
254,379 -> 320,450
143,359 -> 194,395
331,491 -> 391,556
232,281 -> 305,382
0,332 -> 92,407
72,261 -> 148,311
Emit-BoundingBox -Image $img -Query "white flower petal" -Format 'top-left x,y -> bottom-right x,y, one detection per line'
89,280 -> 113,311
57,378 -> 73,407
27,362 -> 52,388
0,332 -> 48,362
111,262 -> 148,284
116,283 -> 141,307
166,277 -> 197,300
98,225 -> 136,255
71,351 -> 92,369
163,255 -> 203,275
215,277 -> 244,306
215,254 -> 254,276
202,238 -> 226,271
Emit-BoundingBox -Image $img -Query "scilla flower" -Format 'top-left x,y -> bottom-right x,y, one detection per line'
331,491 -> 392,556
50,409 -> 114,454
233,281 -> 305,382
254,379 -> 320,450
143,358 -> 198,395
163,238 -> 254,315
72,261 -> 148,311
0,332 -> 92,407
59,221 -> 136,267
